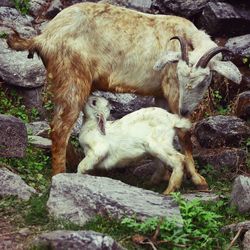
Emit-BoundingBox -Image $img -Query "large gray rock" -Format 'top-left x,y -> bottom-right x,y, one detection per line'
93,91 -> 155,119
194,148 -> 247,169
235,91 -> 250,121
243,230 -> 250,250
0,114 -> 27,158
0,0 -> 14,7
47,174 -> 182,226
28,135 -> 52,149
194,115 -> 250,148
225,34 -> 250,59
222,221 -> 250,233
0,7 -> 36,37
29,0 -> 49,17
198,2 -> 250,36
152,0 -> 210,18
231,175 -> 250,213
32,230 -> 125,250
0,39 -> 46,88
26,121 -> 50,137
62,0 -> 153,12
45,0 -> 63,19
0,167 -> 36,200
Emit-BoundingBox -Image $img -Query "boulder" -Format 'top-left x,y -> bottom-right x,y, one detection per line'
182,192 -> 220,203
0,0 -> 14,7
194,148 -> 247,169
197,2 -> 250,36
225,34 -> 250,59
0,39 -> 46,88
243,230 -> 250,250
231,175 -> 250,213
29,0 -> 50,17
45,0 -> 63,19
28,135 -> 52,149
222,220 -> 250,233
0,7 -> 36,37
0,167 -> 36,200
152,0 -> 210,18
0,114 -> 27,158
32,230 -> 125,250
47,174 -> 182,226
62,0 -> 153,13
93,91 -> 155,119
194,115 -> 250,148
235,91 -> 250,121
26,121 -> 50,137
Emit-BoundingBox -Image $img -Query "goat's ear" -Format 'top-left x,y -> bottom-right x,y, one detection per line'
98,114 -> 106,135
210,61 -> 242,84
153,51 -> 181,71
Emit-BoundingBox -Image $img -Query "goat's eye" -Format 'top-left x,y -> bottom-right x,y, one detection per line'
92,99 -> 97,106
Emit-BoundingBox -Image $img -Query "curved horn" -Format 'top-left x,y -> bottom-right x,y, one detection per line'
196,47 -> 232,68
170,36 -> 189,64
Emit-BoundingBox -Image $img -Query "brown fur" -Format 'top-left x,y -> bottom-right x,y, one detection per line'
7,2 -> 208,190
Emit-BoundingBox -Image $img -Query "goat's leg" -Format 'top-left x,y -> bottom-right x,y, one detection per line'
148,142 -> 184,194
177,130 -> 208,190
50,75 -> 91,175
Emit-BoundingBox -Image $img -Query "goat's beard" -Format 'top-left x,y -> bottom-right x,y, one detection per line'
97,114 -> 106,135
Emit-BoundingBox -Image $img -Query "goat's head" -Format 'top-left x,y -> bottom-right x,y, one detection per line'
153,36 -> 242,117
84,96 -> 111,134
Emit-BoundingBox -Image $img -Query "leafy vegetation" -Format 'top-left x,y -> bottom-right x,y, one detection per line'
0,89 -> 39,123
0,145 -> 51,192
0,32 -> 7,39
11,0 -> 30,15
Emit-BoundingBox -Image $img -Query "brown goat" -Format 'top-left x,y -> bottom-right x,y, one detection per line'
7,2 -> 241,192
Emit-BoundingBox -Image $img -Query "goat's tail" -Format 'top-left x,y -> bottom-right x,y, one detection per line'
174,116 -> 192,131
7,30 -> 36,58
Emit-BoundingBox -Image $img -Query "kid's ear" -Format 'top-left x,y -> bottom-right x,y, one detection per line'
153,51 -> 181,71
210,61 -> 242,84
98,114 -> 106,135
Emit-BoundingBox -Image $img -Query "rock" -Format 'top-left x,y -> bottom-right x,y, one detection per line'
32,230 -> 125,250
0,114 -> 27,158
182,192 -> 220,202
0,167 -> 36,200
28,135 -> 52,149
231,175 -> 250,213
45,0 -> 63,19
198,2 -> 250,36
26,121 -> 50,137
235,91 -> 250,121
243,230 -> 250,250
14,85 -> 44,113
222,221 -> 250,233
0,0 -> 14,7
225,34 -> 250,59
152,0 -> 210,18
0,39 -> 46,88
71,112 -> 84,136
194,115 -> 250,148
47,174 -> 182,226
29,0 -> 49,17
0,7 -> 36,37
194,148 -> 247,169
62,0 -> 153,13
93,91 -> 155,119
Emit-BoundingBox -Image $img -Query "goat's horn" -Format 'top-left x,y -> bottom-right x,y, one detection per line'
196,47 -> 232,68
170,36 -> 189,64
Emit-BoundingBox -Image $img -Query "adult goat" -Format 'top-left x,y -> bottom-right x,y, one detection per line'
7,2 -> 241,190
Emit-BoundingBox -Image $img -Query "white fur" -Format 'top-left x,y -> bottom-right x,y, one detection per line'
78,96 -> 192,194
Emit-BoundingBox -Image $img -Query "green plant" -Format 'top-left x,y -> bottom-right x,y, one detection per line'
243,57 -> 250,68
0,89 -> 40,122
11,0 -> 30,15
0,32 -> 7,39
0,145 -> 51,192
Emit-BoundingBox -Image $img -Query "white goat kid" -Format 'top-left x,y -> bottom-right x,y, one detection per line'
78,96 -> 192,195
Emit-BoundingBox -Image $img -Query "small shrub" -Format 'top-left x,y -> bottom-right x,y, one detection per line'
11,0 -> 30,15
